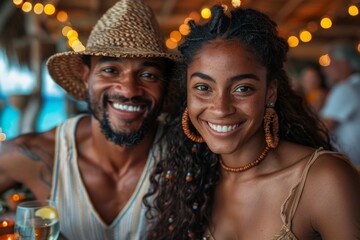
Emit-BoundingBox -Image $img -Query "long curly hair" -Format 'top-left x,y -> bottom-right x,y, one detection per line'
144,5 -> 332,239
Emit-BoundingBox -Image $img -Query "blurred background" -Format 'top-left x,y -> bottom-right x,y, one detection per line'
0,0 -> 360,139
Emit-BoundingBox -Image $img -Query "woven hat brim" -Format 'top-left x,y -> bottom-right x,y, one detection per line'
46,50 -> 182,101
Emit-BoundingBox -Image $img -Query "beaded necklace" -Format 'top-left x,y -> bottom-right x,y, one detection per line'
219,146 -> 270,172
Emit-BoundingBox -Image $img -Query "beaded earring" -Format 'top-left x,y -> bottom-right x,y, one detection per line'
182,107 -> 204,143
264,102 -> 279,148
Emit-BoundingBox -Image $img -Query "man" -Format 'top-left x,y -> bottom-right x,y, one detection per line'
0,0 -> 180,239
321,41 -> 360,166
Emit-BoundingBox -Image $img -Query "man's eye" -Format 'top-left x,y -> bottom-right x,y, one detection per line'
235,86 -> 253,92
140,72 -> 163,81
103,68 -> 116,74
195,85 -> 209,91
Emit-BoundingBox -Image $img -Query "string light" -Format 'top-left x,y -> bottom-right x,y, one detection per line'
21,2 -> 32,12
320,17 -> 332,29
231,0 -> 241,8
287,36 -> 299,47
348,5 -> 359,16
12,1 -> 85,51
44,3 -> 55,15
33,3 -> 44,15
319,54 -> 331,67
299,30 -> 312,42
57,11 -> 68,23
201,8 -> 211,19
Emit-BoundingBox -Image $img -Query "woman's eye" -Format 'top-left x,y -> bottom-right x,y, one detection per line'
235,85 -> 253,92
195,85 -> 210,91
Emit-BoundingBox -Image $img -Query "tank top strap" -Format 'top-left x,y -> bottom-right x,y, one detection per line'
281,148 -> 343,228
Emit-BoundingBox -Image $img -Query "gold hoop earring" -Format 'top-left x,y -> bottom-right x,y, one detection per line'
264,103 -> 279,148
182,107 -> 204,143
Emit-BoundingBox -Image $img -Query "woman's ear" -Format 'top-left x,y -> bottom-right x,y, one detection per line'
81,63 -> 90,88
266,79 -> 277,103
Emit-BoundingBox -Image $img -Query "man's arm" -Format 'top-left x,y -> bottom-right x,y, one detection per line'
0,130 -> 56,198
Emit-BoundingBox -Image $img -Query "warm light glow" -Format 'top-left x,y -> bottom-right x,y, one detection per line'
166,38 -> 177,49
231,0 -> 241,8
44,3 -> 56,15
70,39 -> 81,48
66,30 -> 78,39
68,37 -> 79,47
348,5 -> 359,16
201,8 -> 211,19
189,11 -> 200,23
287,36 -> 299,47
21,2 -> 32,12
320,17 -> 332,29
179,23 -> 190,35
299,30 -> 312,42
33,3 -> 44,15
62,26 -> 72,37
57,11 -> 68,22
12,0 -> 23,6
357,43 -> 360,53
1,220 -> 9,227
221,4 -> 228,12
184,17 -> 192,24
11,194 -> 20,201
72,42 -> 86,52
170,30 -> 182,42
0,128 -> 6,141
319,54 -> 331,67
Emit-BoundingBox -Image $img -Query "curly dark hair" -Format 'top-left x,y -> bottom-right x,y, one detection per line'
144,5 -> 332,239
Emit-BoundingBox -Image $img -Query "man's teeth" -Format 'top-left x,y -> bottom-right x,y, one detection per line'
112,103 -> 142,112
208,122 -> 239,133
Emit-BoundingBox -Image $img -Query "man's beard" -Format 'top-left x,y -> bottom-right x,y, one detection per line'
86,93 -> 162,147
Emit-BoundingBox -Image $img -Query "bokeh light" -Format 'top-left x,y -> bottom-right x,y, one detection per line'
320,17 -> 332,29
33,3 -> 44,15
44,3 -> 56,15
348,5 -> 359,16
21,2 -> 32,12
319,54 -> 331,67
287,36 -> 299,47
201,8 -> 211,19
299,30 -> 312,42
57,11 -> 68,23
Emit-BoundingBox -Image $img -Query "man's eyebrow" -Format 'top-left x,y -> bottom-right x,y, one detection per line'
97,57 -> 163,71
98,56 -> 121,63
190,72 -> 260,82
141,61 -> 163,71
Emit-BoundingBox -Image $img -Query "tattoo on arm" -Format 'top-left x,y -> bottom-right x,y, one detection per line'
6,142 -> 54,188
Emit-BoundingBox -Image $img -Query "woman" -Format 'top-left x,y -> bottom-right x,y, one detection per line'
299,63 -> 328,113
144,5 -> 360,240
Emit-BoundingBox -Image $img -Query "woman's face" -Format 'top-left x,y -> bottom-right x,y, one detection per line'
187,40 -> 276,155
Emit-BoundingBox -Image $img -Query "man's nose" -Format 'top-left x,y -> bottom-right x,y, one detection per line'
117,74 -> 144,98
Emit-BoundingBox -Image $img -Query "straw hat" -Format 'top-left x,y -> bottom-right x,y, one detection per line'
46,0 -> 181,101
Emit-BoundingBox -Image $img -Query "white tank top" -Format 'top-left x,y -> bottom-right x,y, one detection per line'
51,115 -> 161,239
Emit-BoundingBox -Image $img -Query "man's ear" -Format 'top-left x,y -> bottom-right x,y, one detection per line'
81,63 -> 90,88
266,79 -> 277,103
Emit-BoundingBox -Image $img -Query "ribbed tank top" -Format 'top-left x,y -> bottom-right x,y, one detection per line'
50,115 -> 162,239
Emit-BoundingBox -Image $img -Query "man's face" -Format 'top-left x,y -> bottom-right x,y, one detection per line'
83,56 -> 167,147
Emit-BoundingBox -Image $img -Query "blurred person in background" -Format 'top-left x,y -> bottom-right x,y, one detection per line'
321,41 -> 360,166
299,63 -> 328,113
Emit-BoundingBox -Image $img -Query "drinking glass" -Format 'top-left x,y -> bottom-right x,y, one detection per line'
14,200 -> 59,240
